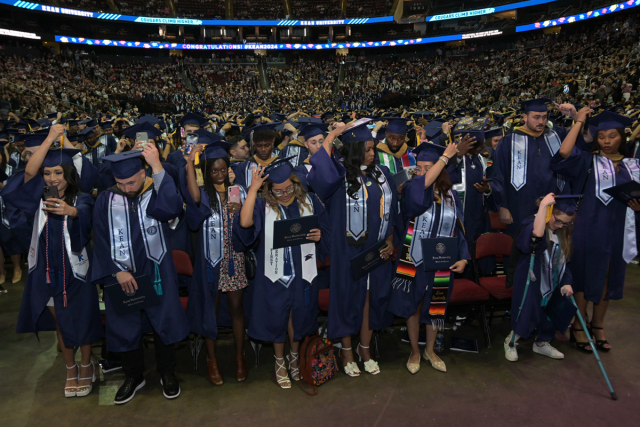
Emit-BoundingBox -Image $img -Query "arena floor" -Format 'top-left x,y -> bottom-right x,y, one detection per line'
1,265 -> 638,427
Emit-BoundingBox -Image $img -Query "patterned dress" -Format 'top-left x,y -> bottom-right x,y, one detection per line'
218,193 -> 249,293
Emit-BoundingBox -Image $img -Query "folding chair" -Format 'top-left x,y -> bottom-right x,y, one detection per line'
449,277 -> 492,347
172,249 -> 203,370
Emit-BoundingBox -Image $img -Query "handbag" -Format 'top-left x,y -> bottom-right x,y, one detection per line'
299,334 -> 338,396
244,250 -> 256,280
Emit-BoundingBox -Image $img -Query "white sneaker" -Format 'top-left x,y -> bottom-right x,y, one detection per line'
504,333 -> 518,362
533,341 -> 564,359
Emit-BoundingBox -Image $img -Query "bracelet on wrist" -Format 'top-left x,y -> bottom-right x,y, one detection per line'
439,156 -> 449,165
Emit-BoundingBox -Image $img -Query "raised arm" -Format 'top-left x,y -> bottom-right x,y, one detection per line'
239,165 -> 268,228
533,193 -> 555,238
558,106 -> 592,159
184,144 -> 204,205
25,124 -> 65,183
320,122 -> 347,156
424,143 -> 459,189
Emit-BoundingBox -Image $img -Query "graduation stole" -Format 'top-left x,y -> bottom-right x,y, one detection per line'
376,142 -> 415,174
264,195 -> 317,287
540,233 -> 566,306
510,129 -> 564,191
203,186 -> 247,271
621,158 -> 640,262
345,167 -> 392,246
28,198 -> 90,306
452,155 -> 488,210
283,140 -> 306,167
83,143 -> 106,163
393,191 -> 457,328
108,179 -> 167,281
0,196 -> 9,228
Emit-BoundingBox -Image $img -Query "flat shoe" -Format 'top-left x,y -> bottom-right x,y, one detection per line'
12,269 -> 22,284
423,350 -> 446,372
406,352 -> 420,374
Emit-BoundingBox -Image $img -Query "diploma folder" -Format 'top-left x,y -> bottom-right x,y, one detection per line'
103,274 -> 161,316
421,237 -> 459,272
392,169 -> 410,190
350,240 -> 388,280
603,180 -> 640,205
273,215 -> 319,249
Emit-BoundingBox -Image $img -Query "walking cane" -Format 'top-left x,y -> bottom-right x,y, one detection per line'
508,238 -> 541,348
569,293 -> 617,400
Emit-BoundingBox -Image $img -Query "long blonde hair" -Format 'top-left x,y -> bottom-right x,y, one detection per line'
536,197 -> 575,261
260,174 -> 312,219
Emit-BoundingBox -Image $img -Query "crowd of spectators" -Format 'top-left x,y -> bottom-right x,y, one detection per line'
1,12 -> 638,122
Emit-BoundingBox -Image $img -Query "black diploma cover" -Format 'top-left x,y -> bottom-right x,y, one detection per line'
603,180 -> 640,205
104,274 -> 161,316
273,215 -> 319,249
421,237 -> 459,272
392,169 -> 410,190
350,239 -> 388,280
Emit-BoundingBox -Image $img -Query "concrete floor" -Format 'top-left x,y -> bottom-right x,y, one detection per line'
0,264 -> 638,427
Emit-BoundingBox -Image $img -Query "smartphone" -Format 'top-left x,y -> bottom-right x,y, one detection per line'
228,185 -> 241,204
43,185 -> 60,200
184,134 -> 198,155
481,179 -> 494,183
180,127 -> 186,139
136,132 -> 148,149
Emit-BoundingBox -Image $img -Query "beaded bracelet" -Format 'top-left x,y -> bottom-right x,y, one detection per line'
439,156 -> 448,165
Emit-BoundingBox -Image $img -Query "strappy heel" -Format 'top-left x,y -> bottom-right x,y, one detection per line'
338,347 -> 361,377
76,361 -> 96,397
274,356 -> 291,389
286,351 -> 300,381
570,327 -> 593,353
356,343 -> 380,375
589,326 -> 611,352
65,364 -> 78,398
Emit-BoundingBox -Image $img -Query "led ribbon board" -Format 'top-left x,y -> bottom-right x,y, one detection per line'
426,0 -> 558,22
52,1 -> 640,50
1,1 -> 392,26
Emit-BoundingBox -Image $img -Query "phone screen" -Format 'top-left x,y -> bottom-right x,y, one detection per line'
184,134 -> 198,155
136,132 -> 149,149
228,186 -> 241,204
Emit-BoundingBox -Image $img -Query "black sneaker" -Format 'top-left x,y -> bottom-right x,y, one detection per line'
160,374 -> 181,399
99,359 -> 123,373
114,377 -> 146,405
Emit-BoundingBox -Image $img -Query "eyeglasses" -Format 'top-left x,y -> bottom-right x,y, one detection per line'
271,184 -> 295,197
553,219 -> 574,227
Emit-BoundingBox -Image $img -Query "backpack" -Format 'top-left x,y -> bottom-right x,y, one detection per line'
299,334 -> 338,396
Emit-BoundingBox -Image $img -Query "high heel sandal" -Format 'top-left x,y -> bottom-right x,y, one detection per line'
274,356 -> 291,389
356,343 -> 380,375
422,350 -> 447,372
206,357 -> 224,386
65,364 -> 79,398
12,268 -> 22,284
569,327 -> 593,353
589,326 -> 611,352
338,347 -> 361,377
76,361 -> 96,397
286,351 -> 300,381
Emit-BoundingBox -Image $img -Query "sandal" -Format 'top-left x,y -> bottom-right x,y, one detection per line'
338,347 -> 361,377
570,327 -> 593,353
274,356 -> 291,389
65,364 -> 79,398
76,361 -> 96,397
356,343 -> 380,375
589,326 -> 611,352
286,351 -> 300,381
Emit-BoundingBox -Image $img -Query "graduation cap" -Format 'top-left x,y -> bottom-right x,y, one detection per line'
520,98 -> 554,113
101,121 -> 114,130
484,126 -> 503,141
340,120 -> 374,143
377,117 -> 408,135
264,156 -> 295,184
86,119 -> 98,128
178,112 -> 207,128
202,140 -> 232,161
79,126 -> 96,136
270,113 -> 287,122
412,142 -> 446,163
590,111 -> 635,132
42,148 -> 82,168
411,111 -> 431,119
102,151 -> 145,179
424,120 -> 445,140
551,194 -> 583,216
242,122 -> 280,141
24,133 -> 48,148
300,123 -> 330,140
137,114 -> 161,126
123,122 -> 162,140
37,119 -> 50,128
66,120 -> 79,127
194,129 -> 226,145
297,117 -> 323,124
46,112 -> 58,119
78,119 -> 91,126
376,127 -> 386,141
321,111 -> 335,121
453,116 -> 490,142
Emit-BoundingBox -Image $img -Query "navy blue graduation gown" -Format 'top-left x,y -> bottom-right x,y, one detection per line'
232,195 -> 330,342
491,127 -> 569,236
0,164 -> 27,255
234,156 -> 281,189
167,149 -> 187,170
293,161 -> 313,192
229,159 -> 244,176
91,176 -> 190,352
388,175 -> 470,323
279,141 -> 309,168
510,218 -> 572,342
83,142 -> 111,167
551,148 -> 638,302
10,176 -> 102,346
179,173 -> 246,339
307,149 -> 399,339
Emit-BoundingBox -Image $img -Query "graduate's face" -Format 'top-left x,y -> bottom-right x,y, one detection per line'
362,140 -> 375,166
230,140 -> 249,160
184,125 -> 199,134
597,129 -> 623,155
491,136 -> 501,150
386,132 -> 406,153
14,140 -> 25,153
271,179 -> 295,203
43,166 -> 67,195
549,213 -> 575,231
305,134 -> 324,156
254,139 -> 274,161
209,159 -> 228,185
115,170 -> 146,199
523,112 -> 548,133
415,161 -> 434,176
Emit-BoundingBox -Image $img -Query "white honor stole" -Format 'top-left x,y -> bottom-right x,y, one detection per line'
511,130 -> 565,191
28,202 -> 90,281
540,232 -> 566,302
452,155 -> 488,211
621,159 -> 640,262
345,166 -> 393,244
408,191 -> 457,266
108,189 -> 167,272
84,144 -> 107,163
264,195 -> 317,287
203,187 -> 247,268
